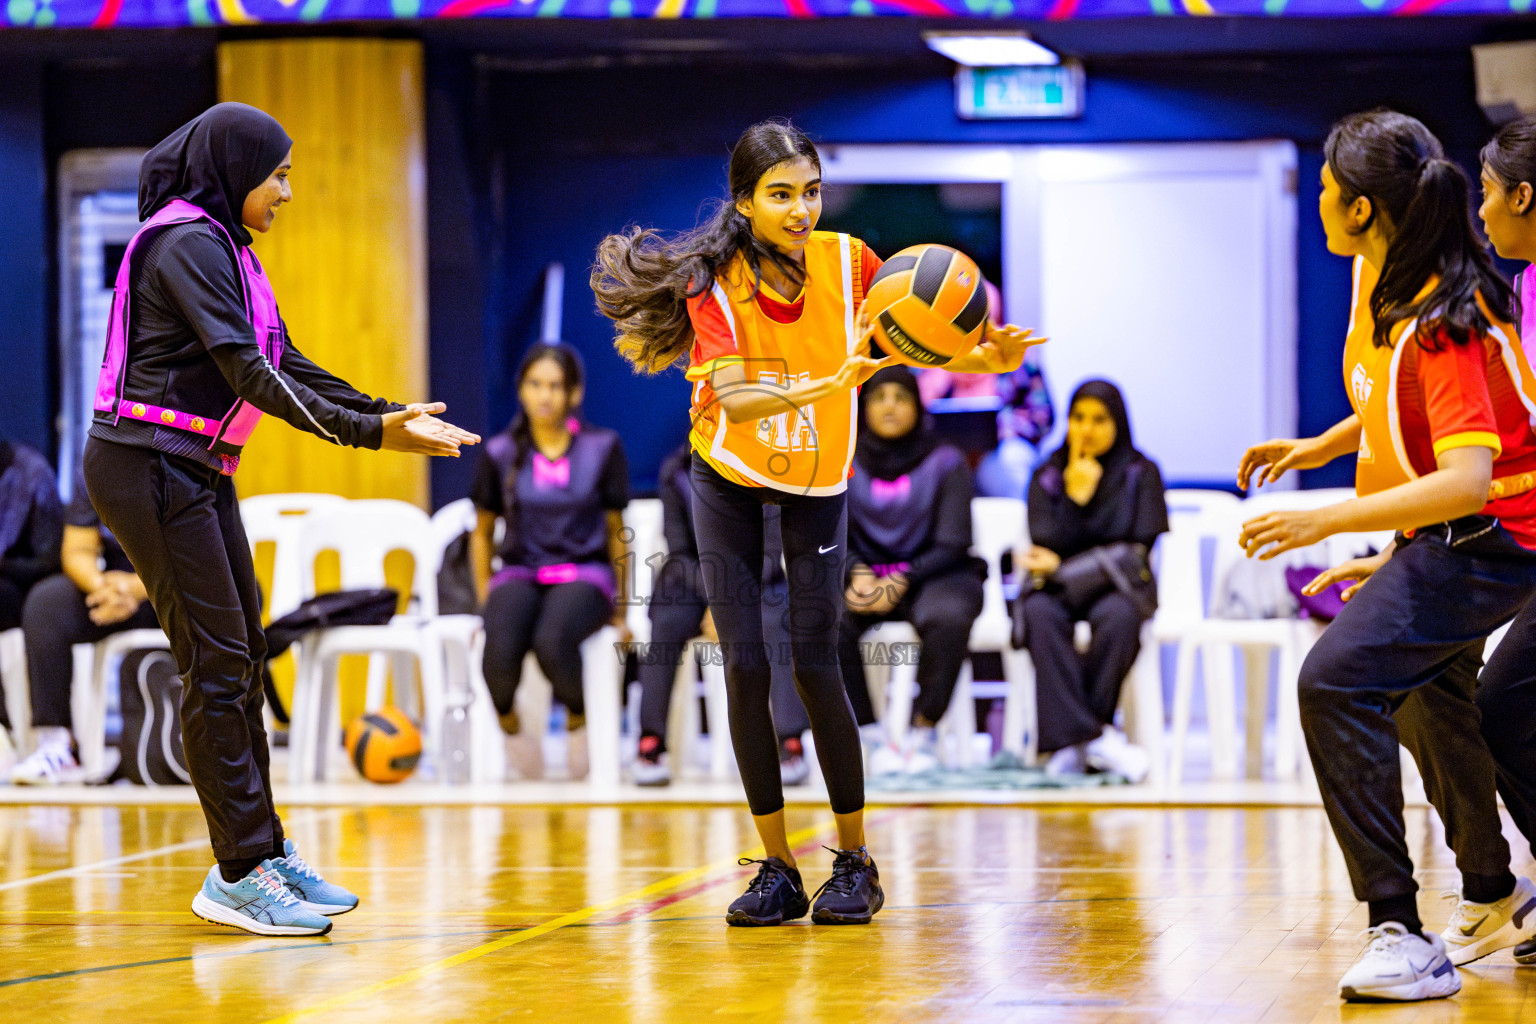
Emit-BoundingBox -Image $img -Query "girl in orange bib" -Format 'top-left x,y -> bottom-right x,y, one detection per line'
594,121 -> 1038,926
1237,111 -> 1536,1002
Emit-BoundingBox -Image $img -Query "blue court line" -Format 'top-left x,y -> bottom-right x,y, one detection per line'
0,889 -> 1335,989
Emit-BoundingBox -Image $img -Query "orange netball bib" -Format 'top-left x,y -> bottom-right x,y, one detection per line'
1344,255 -> 1536,495
690,232 -> 859,496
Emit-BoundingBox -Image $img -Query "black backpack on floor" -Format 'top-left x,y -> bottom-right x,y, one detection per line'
116,648 -> 191,786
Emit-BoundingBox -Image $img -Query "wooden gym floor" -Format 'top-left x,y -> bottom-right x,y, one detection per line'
3,802 -> 1535,1023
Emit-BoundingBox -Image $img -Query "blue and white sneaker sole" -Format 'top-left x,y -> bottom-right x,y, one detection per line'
295,896 -> 358,917
191,892 -> 333,936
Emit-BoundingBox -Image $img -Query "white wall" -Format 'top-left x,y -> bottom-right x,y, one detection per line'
821,141 -> 1298,485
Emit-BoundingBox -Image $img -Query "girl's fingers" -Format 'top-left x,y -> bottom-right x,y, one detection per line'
1342,582 -> 1364,601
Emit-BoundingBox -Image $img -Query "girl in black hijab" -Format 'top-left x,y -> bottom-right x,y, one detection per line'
838,365 -> 984,774
1015,380 -> 1167,780
84,103 -> 477,937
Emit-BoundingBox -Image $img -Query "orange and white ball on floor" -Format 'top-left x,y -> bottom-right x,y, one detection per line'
864,243 -> 988,367
343,706 -> 422,783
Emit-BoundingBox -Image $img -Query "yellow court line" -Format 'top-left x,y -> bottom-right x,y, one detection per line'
259,821 -> 836,1024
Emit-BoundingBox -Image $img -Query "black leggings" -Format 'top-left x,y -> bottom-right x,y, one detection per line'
689,455 -> 863,817
83,437 -> 282,863
481,578 -> 610,717
839,567 -> 983,728
22,572 -> 161,729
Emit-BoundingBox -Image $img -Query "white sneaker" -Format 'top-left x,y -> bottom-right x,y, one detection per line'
1043,743 -> 1088,777
1085,726 -> 1150,783
867,744 -> 906,777
632,750 -> 671,787
1338,923 -> 1460,1002
905,728 -> 941,775
10,745 -> 84,785
1440,876 -> 1536,965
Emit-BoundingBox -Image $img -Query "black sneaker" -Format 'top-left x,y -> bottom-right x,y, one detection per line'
812,846 -> 884,925
1516,936 -> 1536,964
726,857 -> 810,926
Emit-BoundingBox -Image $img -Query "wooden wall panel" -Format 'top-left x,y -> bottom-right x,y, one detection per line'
217,39 -> 428,507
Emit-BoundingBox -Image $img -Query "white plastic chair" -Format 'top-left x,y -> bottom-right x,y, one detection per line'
426,497 -> 507,784
1127,491 -> 1243,783
1168,488 -> 1389,783
1,628 -> 30,753
622,498 -> 665,647
864,497 -> 1032,768
286,499 -> 450,783
239,493 -> 350,621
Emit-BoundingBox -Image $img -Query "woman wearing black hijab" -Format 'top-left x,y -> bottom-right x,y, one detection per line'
837,366 -> 985,774
84,103 -> 477,937
1015,380 -> 1167,781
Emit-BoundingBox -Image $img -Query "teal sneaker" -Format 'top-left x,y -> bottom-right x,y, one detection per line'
269,838 -> 360,916
191,862 -> 332,936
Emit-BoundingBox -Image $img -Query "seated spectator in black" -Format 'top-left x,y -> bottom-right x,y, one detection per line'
1014,380 -> 1167,782
471,343 -> 630,780
10,471 -> 159,784
837,366 -> 984,775
634,443 -> 810,787
0,439 -> 63,753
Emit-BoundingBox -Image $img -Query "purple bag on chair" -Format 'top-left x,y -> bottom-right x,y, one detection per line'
1284,566 -> 1349,622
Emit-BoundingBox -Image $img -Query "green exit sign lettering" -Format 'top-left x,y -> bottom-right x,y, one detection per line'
957,63 -> 1085,120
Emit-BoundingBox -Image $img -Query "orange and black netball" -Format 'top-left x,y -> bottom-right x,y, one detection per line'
864,243 -> 988,368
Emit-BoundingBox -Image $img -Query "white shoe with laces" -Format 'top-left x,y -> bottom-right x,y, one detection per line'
1440,876 -> 1536,966
10,744 -> 84,785
1338,923 -> 1460,1002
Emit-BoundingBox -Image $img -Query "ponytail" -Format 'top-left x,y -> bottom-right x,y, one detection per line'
1325,110 -> 1514,349
591,120 -> 821,375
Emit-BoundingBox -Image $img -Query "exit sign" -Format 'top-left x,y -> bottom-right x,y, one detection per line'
957,63 -> 1085,120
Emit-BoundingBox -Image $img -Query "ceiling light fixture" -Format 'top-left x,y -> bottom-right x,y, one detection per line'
922,31 -> 1060,68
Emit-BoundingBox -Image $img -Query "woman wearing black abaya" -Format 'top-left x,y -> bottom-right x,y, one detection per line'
1014,380 -> 1167,782
84,103 -> 477,937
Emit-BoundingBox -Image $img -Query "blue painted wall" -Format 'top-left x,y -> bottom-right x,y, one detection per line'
0,56 -> 51,458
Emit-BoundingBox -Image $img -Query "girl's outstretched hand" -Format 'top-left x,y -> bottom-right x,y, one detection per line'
380,403 -> 481,456
944,323 -> 1046,375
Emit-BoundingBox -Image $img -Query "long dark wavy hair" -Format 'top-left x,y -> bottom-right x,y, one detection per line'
591,120 -> 822,375
1325,110 -> 1515,349
503,342 -> 585,533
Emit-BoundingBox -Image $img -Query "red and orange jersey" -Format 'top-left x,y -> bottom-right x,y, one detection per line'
686,232 -> 881,495
1343,255 -> 1536,548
